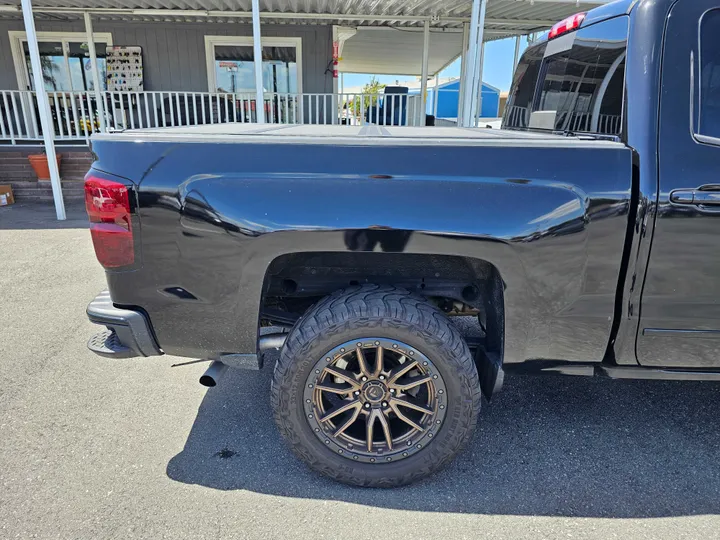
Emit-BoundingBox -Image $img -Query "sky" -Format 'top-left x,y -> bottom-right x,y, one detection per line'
341,35 -> 530,92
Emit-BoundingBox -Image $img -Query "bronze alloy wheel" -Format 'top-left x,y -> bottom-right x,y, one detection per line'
303,338 -> 448,464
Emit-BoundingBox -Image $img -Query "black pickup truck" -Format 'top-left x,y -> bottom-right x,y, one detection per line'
84,0 -> 720,487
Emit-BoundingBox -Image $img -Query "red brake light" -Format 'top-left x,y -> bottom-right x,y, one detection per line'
548,13 -> 586,40
84,173 -> 134,268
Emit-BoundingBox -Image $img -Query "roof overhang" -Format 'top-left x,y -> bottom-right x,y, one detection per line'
339,27 -> 464,77
0,0 -> 615,37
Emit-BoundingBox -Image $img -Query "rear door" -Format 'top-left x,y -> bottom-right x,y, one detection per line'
636,0 -> 720,367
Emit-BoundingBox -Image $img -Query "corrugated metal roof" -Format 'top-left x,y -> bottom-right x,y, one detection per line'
0,0 -> 615,36
339,27 -> 463,76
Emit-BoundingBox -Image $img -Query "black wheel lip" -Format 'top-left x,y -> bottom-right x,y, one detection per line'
302,337 -> 448,465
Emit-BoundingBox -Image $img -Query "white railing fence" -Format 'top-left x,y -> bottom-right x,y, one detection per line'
503,105 -> 622,135
0,90 -> 425,144
505,105 -> 529,128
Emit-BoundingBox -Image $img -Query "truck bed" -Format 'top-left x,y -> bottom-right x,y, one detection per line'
90,124 -> 632,365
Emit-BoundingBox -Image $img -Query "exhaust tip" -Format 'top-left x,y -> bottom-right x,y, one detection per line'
199,374 -> 218,387
199,361 -> 228,388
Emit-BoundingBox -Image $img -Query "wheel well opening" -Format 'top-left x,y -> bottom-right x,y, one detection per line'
260,252 -> 504,359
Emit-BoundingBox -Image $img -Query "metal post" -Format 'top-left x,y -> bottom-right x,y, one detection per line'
513,35 -> 522,69
461,0 -> 480,126
21,0 -> 65,220
340,72 -> 344,123
251,0 -> 265,124
84,12 -> 106,132
457,22 -> 469,123
419,20 -> 430,126
463,0 -> 487,126
433,73 -> 439,118
475,42 -> 486,127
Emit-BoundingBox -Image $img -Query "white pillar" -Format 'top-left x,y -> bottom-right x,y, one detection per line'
475,42 -> 486,127
251,0 -> 265,124
513,35 -> 522,69
433,73 -> 439,118
340,72 -> 344,122
21,0 -> 65,220
84,12 -> 106,132
461,0 -> 487,127
419,20 -> 430,126
457,22 -> 469,122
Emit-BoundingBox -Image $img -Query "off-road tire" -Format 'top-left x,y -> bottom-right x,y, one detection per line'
270,284 -> 481,487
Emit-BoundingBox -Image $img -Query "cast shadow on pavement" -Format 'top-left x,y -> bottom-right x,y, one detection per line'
167,360 -> 720,518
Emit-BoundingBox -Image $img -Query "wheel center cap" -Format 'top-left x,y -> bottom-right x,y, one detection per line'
362,381 -> 387,403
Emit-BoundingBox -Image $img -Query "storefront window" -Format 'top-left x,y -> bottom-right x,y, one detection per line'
23,39 -> 108,92
212,44 -> 298,94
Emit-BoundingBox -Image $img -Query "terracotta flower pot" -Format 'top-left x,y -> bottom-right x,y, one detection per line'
28,153 -> 62,181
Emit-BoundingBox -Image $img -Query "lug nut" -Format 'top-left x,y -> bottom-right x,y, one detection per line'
382,402 -> 388,408
379,375 -> 385,380
354,391 -> 360,396
361,376 -> 368,382
390,389 -> 395,394
364,403 -> 371,409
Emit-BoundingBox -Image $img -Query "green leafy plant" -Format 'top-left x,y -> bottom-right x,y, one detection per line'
346,77 -> 386,117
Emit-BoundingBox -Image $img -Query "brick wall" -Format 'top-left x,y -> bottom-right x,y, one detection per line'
0,148 -> 92,202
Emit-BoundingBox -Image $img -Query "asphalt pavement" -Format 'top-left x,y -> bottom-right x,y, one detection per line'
1,201 -> 720,539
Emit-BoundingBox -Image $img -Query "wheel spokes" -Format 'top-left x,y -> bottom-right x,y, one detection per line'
391,374 -> 432,392
391,396 -> 433,415
389,401 -> 425,433
373,345 -> 384,378
308,339 -> 444,462
315,381 -> 355,394
333,403 -> 362,437
356,346 -> 371,378
324,366 -> 361,389
376,410 -> 393,450
366,409 -> 393,451
387,359 -> 419,385
320,399 -> 361,422
366,409 -> 376,452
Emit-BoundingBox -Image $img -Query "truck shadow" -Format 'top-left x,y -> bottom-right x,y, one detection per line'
166,361 -> 720,517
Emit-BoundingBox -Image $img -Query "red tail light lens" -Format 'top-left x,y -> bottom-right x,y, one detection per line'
84,174 -> 134,268
549,13 -> 586,40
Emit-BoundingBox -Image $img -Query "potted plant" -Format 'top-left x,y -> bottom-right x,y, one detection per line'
28,151 -> 62,181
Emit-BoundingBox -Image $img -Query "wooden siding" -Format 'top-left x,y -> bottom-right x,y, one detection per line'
0,19 -> 333,93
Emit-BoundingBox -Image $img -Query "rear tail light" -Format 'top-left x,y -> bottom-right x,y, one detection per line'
548,13 -> 586,40
84,173 -> 134,268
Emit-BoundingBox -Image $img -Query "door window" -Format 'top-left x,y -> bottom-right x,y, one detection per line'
698,10 -> 720,139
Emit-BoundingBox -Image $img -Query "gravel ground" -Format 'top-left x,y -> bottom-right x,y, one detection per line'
1,201 -> 720,540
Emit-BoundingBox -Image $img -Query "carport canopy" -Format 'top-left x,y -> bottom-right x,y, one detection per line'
0,0 -> 614,35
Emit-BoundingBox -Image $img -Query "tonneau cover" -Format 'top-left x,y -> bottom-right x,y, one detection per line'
92,123 -> 625,149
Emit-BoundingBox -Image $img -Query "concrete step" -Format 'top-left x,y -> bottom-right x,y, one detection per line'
11,181 -> 85,202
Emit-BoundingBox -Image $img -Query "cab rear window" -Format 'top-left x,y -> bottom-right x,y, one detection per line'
504,16 -> 629,136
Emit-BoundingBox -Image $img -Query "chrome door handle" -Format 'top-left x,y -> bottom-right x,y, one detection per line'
670,188 -> 720,205
669,189 -> 694,203
694,191 -> 720,205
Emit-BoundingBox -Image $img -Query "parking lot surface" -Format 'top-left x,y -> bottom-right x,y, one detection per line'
1,202 -> 719,539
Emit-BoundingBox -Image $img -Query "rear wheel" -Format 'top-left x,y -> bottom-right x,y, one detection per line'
270,285 -> 481,487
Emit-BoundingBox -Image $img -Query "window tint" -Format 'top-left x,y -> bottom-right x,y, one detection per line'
504,16 -> 628,135
699,10 -> 720,139
535,17 -> 627,134
503,42 -> 547,128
